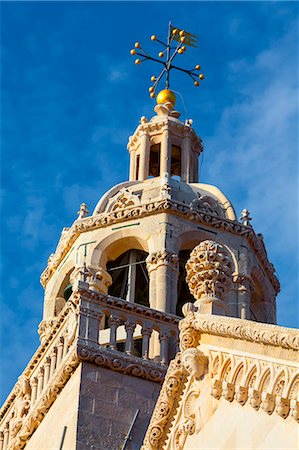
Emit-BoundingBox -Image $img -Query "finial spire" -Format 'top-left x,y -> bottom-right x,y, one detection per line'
130,22 -> 205,103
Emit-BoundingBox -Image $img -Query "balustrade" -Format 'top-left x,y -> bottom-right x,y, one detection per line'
0,287 -> 179,447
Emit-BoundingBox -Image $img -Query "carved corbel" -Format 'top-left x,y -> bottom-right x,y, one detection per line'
210,379 -> 222,399
275,396 -> 290,419
222,381 -> 235,402
249,389 -> 262,410
261,392 -> 275,415
235,385 -> 248,406
181,348 -> 208,381
290,399 -> 299,422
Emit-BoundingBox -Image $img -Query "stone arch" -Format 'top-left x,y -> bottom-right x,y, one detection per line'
270,369 -> 288,397
286,374 -> 299,401
231,361 -> 245,386
211,353 -> 222,379
219,356 -> 233,382
91,228 -> 152,268
257,367 -> 272,393
43,260 -> 75,319
244,363 -> 259,389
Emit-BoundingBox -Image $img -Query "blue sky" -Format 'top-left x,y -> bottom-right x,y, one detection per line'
1,1 -> 298,403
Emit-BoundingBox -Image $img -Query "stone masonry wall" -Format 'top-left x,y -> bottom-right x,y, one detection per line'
76,363 -> 162,450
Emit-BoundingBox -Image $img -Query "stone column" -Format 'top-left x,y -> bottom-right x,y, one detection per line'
138,132 -> 150,180
160,125 -> 171,175
30,377 -> 38,406
181,130 -> 191,183
87,267 -> 112,295
146,251 -> 179,313
43,357 -> 51,386
234,275 -> 254,320
186,240 -> 233,315
129,150 -> 136,181
3,424 -> 9,449
146,251 -> 179,360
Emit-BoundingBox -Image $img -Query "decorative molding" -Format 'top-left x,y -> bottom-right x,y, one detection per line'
185,240 -> 233,305
74,286 -> 180,326
208,348 -> 299,421
76,344 -> 166,383
190,194 -> 225,218
0,299 -> 79,421
141,353 -> 188,450
40,198 -> 279,295
7,348 -> 80,450
182,312 -> 299,351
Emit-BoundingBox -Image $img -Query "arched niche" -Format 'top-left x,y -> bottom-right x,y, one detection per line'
43,261 -> 75,319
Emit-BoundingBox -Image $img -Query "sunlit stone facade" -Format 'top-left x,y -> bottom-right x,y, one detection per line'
1,95 -> 295,450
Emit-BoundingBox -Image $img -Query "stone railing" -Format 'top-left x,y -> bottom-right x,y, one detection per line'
0,283 -> 179,450
76,284 -> 180,368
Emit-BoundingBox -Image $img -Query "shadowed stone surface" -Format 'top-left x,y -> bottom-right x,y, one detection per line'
77,362 -> 161,450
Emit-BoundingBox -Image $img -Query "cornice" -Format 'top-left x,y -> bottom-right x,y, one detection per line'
40,198 -> 280,294
181,312 -> 299,351
77,343 -> 166,383
0,299 -> 78,421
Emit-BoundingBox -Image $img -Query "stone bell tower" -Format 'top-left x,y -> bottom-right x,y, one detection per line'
0,26 -> 280,450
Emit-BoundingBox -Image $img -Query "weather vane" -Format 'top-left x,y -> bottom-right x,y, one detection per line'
130,22 -> 204,102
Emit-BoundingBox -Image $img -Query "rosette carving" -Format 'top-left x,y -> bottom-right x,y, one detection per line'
185,240 -> 232,309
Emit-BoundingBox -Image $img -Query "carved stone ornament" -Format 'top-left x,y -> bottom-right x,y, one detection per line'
261,392 -> 275,415
40,197 -> 280,295
141,353 -> 187,450
190,194 -> 225,218
9,377 -> 31,439
38,318 -> 57,343
181,348 -> 208,381
106,188 -> 141,213
185,240 -> 233,305
146,251 -> 179,273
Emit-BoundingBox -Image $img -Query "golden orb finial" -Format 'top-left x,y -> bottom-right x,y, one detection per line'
156,89 -> 176,106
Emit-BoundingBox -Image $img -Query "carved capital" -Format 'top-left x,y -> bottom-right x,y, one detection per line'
186,240 -> 233,306
38,318 -> 57,343
235,386 -> 248,405
146,251 -> 179,273
233,274 -> 254,293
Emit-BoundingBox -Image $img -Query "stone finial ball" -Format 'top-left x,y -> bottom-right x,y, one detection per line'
156,89 -> 176,106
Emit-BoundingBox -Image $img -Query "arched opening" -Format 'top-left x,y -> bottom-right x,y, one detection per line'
107,249 -> 149,307
176,249 -> 195,316
149,143 -> 160,177
171,145 -> 181,179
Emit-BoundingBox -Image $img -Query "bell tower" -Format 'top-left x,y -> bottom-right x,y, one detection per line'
0,24 -> 280,450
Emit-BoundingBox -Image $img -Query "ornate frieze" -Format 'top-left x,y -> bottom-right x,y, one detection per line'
185,240 -> 233,307
77,344 -> 166,383
40,198 -> 280,295
184,313 -> 299,351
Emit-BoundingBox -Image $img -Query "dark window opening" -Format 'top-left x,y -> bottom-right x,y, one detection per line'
107,249 -> 149,307
136,154 -> 140,180
63,284 -> 73,301
171,145 -> 181,178
176,249 -> 195,316
149,144 -> 160,177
